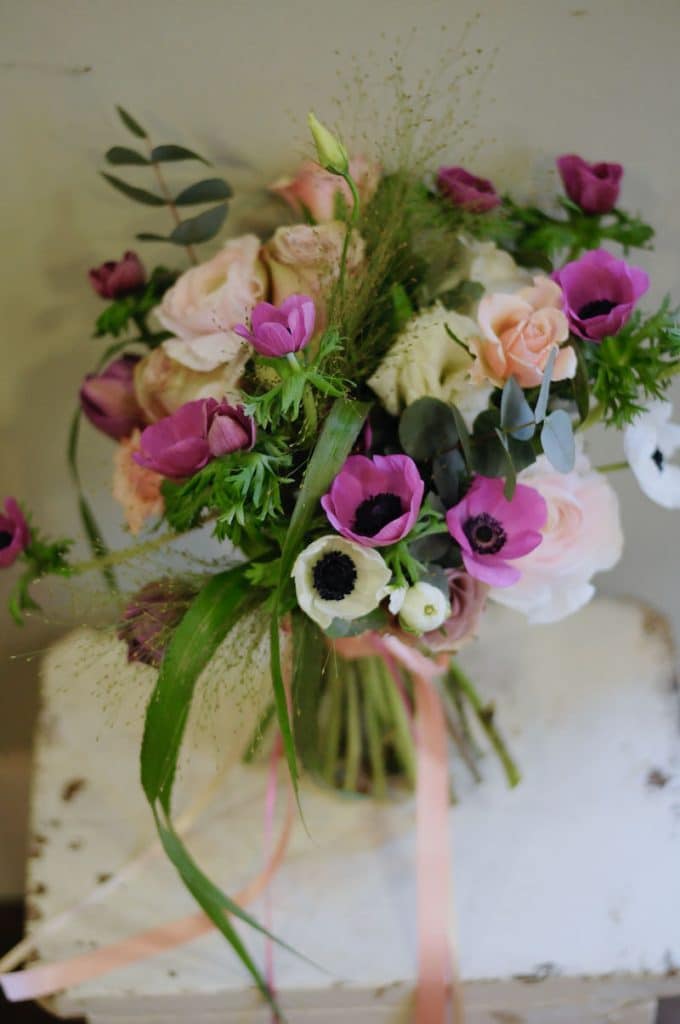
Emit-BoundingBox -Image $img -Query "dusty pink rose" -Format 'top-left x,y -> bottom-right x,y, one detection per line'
261,222 -> 365,333
154,236 -> 267,372
112,429 -> 164,535
422,570 -> 488,654
471,276 -> 575,389
133,348 -> 248,423
89,251 -> 146,299
270,156 -> 380,223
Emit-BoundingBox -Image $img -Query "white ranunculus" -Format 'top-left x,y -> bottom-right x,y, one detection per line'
623,401 -> 680,509
392,581 -> 451,634
367,303 -> 492,427
490,452 -> 623,624
437,237 -> 532,301
292,535 -> 392,630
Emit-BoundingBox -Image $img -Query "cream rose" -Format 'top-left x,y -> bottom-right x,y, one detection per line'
368,303 -> 492,427
261,221 -> 365,331
438,237 -> 532,304
471,276 -> 575,389
133,348 -> 248,423
154,235 -> 267,371
270,156 -> 380,224
490,452 -> 623,623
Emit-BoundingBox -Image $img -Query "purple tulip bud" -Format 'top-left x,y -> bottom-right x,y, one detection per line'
553,248 -> 649,342
134,398 -> 256,479
0,498 -> 30,569
556,154 -> 623,215
234,294 -> 316,357
436,166 -> 500,213
117,578 -> 197,667
89,251 -> 147,300
80,355 -> 146,440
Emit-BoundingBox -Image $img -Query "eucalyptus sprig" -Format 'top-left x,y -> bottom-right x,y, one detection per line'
100,106 -> 233,264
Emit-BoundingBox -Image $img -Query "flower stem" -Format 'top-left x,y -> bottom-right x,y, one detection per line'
69,528 -> 183,576
363,679 -> 387,799
448,661 -> 520,788
336,172 -> 361,303
576,402 -> 604,432
147,142 -> 198,267
322,656 -> 343,786
343,665 -> 362,792
596,460 -> 629,474
379,659 -> 417,788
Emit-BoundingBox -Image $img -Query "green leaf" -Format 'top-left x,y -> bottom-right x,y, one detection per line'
67,410 -> 117,593
534,346 -> 558,424
100,172 -> 165,206
105,146 -> 150,166
169,204 -> 228,245
271,398 -> 370,806
572,344 -> 591,423
399,397 -> 459,461
450,404 -> 473,468
500,377 -> 534,441
324,607 -> 390,639
174,178 -> 233,206
116,106 -> 147,139
151,144 -> 211,166
136,232 -> 171,242
541,409 -> 575,472
494,429 -> 517,499
291,613 -> 327,771
141,566 -> 259,808
432,448 -> 467,507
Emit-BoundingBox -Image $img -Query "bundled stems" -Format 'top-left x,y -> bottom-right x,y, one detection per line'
447,662 -> 521,788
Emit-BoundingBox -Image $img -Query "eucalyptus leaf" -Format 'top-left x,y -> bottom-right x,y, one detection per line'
136,231 -> 172,242
324,607 -> 390,639
572,344 -> 590,423
534,346 -> 558,423
399,397 -> 459,461
151,144 -> 211,166
500,376 -> 535,440
116,105 -> 147,139
432,448 -> 467,507
174,178 -> 233,206
105,146 -> 150,166
541,409 -> 575,472
450,405 -> 473,468
100,173 -> 165,206
170,203 -> 228,245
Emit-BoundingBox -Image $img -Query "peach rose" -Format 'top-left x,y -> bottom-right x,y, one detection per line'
261,221 -> 365,331
154,235 -> 267,371
471,276 -> 575,389
490,451 -> 623,623
270,156 -> 381,223
112,429 -> 164,535
133,348 -> 248,423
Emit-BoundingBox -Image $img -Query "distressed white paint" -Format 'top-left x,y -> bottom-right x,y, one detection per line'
21,598 -> 680,1022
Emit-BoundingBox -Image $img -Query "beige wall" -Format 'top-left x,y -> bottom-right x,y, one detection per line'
1,0 -> 680,885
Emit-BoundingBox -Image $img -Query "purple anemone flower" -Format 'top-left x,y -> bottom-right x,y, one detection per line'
553,249 -> 649,342
234,294 -> 316,357
436,166 -> 500,213
446,476 -> 547,587
79,355 -> 145,440
89,251 -> 146,299
134,398 -> 255,479
556,154 -> 623,215
0,498 -> 30,569
321,454 -> 424,548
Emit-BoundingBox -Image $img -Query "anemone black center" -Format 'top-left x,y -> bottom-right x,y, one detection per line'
578,299 -> 617,320
353,492 -> 404,537
0,530 -> 12,550
652,447 -> 665,471
463,513 -> 507,555
312,551 -> 357,601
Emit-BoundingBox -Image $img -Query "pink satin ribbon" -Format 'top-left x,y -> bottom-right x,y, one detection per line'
371,634 -> 462,1024
0,775 -> 295,1003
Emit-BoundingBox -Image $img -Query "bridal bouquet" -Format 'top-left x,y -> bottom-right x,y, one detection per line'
3,101 -> 679,1016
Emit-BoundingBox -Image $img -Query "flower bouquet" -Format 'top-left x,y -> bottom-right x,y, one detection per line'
2,99 -> 680,1019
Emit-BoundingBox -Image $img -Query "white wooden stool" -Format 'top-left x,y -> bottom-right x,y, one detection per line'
19,597 -> 680,1023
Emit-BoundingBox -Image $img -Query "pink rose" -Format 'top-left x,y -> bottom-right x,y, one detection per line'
422,570 -> 488,654
154,235 -> 267,371
112,430 -> 164,535
270,156 -> 380,223
471,276 -> 575,389
490,452 -> 623,623
261,222 -> 365,332
133,348 -> 248,423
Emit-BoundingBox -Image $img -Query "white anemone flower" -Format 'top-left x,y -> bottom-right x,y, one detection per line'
391,581 -> 451,634
623,401 -> 680,509
292,535 -> 392,630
